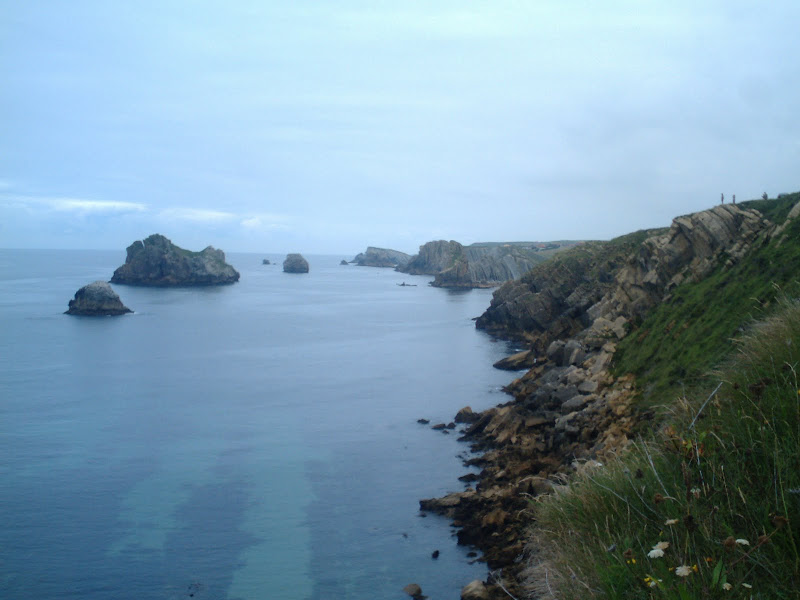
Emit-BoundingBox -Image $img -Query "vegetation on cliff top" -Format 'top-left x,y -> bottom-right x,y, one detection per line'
613,193 -> 800,406
528,194 -> 800,598
533,296 -> 800,598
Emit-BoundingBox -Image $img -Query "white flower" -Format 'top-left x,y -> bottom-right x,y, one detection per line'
742,583 -> 752,589
665,518 -> 679,526
648,548 -> 665,558
735,538 -> 750,546
675,565 -> 692,577
653,541 -> 670,551
722,582 -> 732,590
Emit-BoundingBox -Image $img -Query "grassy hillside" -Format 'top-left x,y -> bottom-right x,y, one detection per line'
613,193 -> 800,406
529,193 -> 800,598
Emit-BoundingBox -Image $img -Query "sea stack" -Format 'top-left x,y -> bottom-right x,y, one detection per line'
65,281 -> 132,316
283,253 -> 309,273
110,234 -> 240,286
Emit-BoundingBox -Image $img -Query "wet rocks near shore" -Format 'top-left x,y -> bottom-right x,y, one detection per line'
65,281 -> 132,316
111,234 -> 240,286
421,203 -> 776,599
283,253 -> 309,273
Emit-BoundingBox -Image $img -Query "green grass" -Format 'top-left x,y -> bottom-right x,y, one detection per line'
531,297 -> 800,599
613,197 -> 800,407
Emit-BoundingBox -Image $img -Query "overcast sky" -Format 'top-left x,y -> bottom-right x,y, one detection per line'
1,1 -> 798,255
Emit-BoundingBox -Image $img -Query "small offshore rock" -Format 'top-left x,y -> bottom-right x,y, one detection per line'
283,253 -> 309,273
403,583 -> 423,598
65,281 -> 132,316
417,418 -> 430,425
455,406 -> 479,423
111,233 -> 239,286
340,259 -> 348,265
431,549 -> 439,559
431,423 -> 446,430
262,258 -> 271,265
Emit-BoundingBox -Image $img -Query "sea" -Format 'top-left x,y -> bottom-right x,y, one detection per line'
0,249 -> 519,600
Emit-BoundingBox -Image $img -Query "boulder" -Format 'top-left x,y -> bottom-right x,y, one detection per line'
65,281 -> 132,316
340,259 -> 348,265
283,253 -> 309,273
461,580 -> 490,600
403,583 -> 424,598
111,234 -> 240,286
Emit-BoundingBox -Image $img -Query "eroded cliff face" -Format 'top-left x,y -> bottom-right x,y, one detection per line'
397,240 -> 462,275
111,234 -> 240,286
422,203 -> 778,599
431,245 -> 544,288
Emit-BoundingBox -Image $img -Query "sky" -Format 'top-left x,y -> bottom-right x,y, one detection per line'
1,1 -> 799,255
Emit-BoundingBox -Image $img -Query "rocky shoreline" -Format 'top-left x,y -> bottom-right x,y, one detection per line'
419,203 -> 782,599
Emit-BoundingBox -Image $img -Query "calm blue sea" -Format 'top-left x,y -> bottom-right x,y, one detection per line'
0,249 -> 517,600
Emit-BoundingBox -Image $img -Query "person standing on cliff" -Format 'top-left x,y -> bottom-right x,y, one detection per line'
721,193 -> 724,204
733,194 -> 736,204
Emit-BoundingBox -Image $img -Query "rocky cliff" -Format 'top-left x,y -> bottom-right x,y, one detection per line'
110,234 -> 240,286
397,240 -> 462,275
65,281 -> 132,316
431,245 -> 543,288
352,246 -> 411,268
422,201 -> 789,599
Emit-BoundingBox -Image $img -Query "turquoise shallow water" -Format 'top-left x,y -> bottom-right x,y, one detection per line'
0,249 -> 516,600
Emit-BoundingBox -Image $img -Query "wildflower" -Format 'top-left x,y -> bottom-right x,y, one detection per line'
648,548 -> 665,559
722,582 -> 732,590
654,493 -> 664,505
675,565 -> 692,577
653,541 -> 670,551
665,518 -> 679,526
735,538 -> 750,546
742,583 -> 752,589
692,564 -> 699,573
690,487 -> 701,499
623,548 -> 634,559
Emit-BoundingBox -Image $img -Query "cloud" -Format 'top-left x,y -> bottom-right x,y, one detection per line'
240,213 -> 291,230
158,207 -> 237,222
0,194 -> 147,213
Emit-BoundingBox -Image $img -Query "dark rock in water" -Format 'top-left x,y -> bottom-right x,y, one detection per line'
417,418 -> 430,424
403,583 -> 425,599
431,549 -> 440,559
65,281 -> 132,316
283,253 -> 309,273
111,234 -> 239,286
352,246 -> 411,268
340,259 -> 349,265
493,349 -> 537,371
454,406 -> 479,423
262,259 -> 271,265
431,423 -> 446,430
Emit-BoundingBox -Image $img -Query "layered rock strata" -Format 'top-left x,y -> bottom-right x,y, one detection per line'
111,234 -> 239,286
65,281 -> 132,316
422,203 -> 774,599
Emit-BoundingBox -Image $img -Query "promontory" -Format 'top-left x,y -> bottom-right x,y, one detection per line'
110,234 -> 240,286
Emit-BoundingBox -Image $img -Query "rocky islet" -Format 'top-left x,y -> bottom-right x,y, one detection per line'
65,281 -> 132,316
